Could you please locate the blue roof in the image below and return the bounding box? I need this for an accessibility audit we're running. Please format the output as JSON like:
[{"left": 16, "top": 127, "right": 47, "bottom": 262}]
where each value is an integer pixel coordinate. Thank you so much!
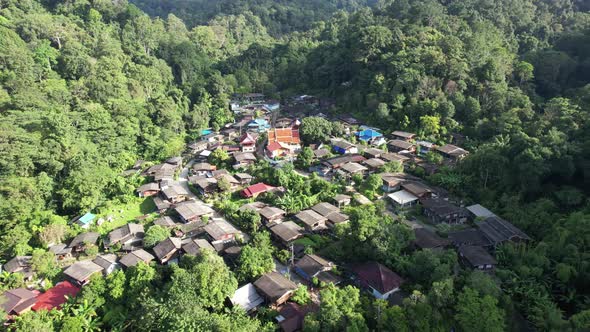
[
  {"left": 78, "top": 212, "right": 96, "bottom": 224},
  {"left": 248, "top": 118, "right": 269, "bottom": 127},
  {"left": 357, "top": 129, "right": 383, "bottom": 141},
  {"left": 200, "top": 129, "right": 213, "bottom": 136}
]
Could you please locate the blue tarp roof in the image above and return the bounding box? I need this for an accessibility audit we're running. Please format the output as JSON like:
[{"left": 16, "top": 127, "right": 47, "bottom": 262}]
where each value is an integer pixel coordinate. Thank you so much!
[
  {"left": 78, "top": 212, "right": 96, "bottom": 224},
  {"left": 357, "top": 129, "right": 383, "bottom": 141},
  {"left": 248, "top": 118, "right": 269, "bottom": 126}
]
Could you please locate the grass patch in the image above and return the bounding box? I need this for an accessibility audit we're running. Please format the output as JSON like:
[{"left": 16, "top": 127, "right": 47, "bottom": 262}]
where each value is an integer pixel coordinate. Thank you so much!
[{"left": 95, "top": 197, "right": 157, "bottom": 235}]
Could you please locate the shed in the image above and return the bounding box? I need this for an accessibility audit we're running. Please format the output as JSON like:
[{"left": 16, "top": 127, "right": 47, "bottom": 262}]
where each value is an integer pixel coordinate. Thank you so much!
[
  {"left": 119, "top": 249, "right": 155, "bottom": 268},
  {"left": 253, "top": 272, "right": 297, "bottom": 306},
  {"left": 387, "top": 190, "right": 418, "bottom": 208},
  {"left": 230, "top": 283, "right": 264, "bottom": 312},
  {"left": 63, "top": 260, "right": 104, "bottom": 285}
]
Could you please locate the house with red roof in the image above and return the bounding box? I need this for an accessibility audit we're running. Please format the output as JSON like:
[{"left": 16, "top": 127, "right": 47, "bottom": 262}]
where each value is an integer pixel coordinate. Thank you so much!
[
  {"left": 352, "top": 262, "right": 404, "bottom": 300},
  {"left": 32, "top": 281, "right": 80, "bottom": 311},
  {"left": 241, "top": 183, "right": 276, "bottom": 198},
  {"left": 239, "top": 132, "right": 257, "bottom": 152},
  {"left": 266, "top": 128, "right": 301, "bottom": 159}
]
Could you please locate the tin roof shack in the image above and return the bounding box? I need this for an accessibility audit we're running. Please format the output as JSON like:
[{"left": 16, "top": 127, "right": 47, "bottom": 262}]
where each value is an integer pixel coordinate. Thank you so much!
[
  {"left": 448, "top": 229, "right": 491, "bottom": 248},
  {"left": 105, "top": 223, "right": 145, "bottom": 251},
  {"left": 68, "top": 232, "right": 100, "bottom": 253},
  {"left": 92, "top": 254, "right": 119, "bottom": 275},
  {"left": 161, "top": 184, "right": 191, "bottom": 204},
  {"left": 458, "top": 246, "right": 497, "bottom": 271},
  {"left": 119, "top": 249, "right": 155, "bottom": 268},
  {"left": 192, "top": 162, "right": 216, "bottom": 177},
  {"left": 295, "top": 210, "right": 328, "bottom": 232},
  {"left": 1, "top": 288, "right": 38, "bottom": 316},
  {"left": 391, "top": 131, "right": 416, "bottom": 141},
  {"left": 269, "top": 221, "right": 304, "bottom": 246},
  {"left": 230, "top": 283, "right": 264, "bottom": 313},
  {"left": 363, "top": 147, "right": 384, "bottom": 159},
  {"left": 339, "top": 162, "right": 368, "bottom": 178},
  {"left": 436, "top": 144, "right": 469, "bottom": 160},
  {"left": 466, "top": 204, "right": 497, "bottom": 220},
  {"left": 388, "top": 140, "right": 415, "bottom": 154},
  {"left": 332, "top": 139, "right": 358, "bottom": 155},
  {"left": 235, "top": 173, "right": 254, "bottom": 185},
  {"left": 3, "top": 256, "right": 34, "bottom": 281},
  {"left": 387, "top": 190, "right": 419, "bottom": 209},
  {"left": 182, "top": 239, "right": 215, "bottom": 256},
  {"left": 175, "top": 201, "right": 214, "bottom": 224},
  {"left": 259, "top": 206, "right": 287, "bottom": 227},
  {"left": 241, "top": 183, "right": 277, "bottom": 198},
  {"left": 380, "top": 152, "right": 410, "bottom": 164},
  {"left": 73, "top": 212, "right": 96, "bottom": 229},
  {"left": 153, "top": 216, "right": 177, "bottom": 228},
  {"left": 63, "top": 260, "right": 104, "bottom": 286},
  {"left": 310, "top": 202, "right": 349, "bottom": 228},
  {"left": 48, "top": 244, "right": 72, "bottom": 260},
  {"left": 420, "top": 197, "right": 469, "bottom": 224},
  {"left": 204, "top": 219, "right": 241, "bottom": 244},
  {"left": 153, "top": 237, "right": 182, "bottom": 264},
  {"left": 476, "top": 216, "right": 530, "bottom": 247},
  {"left": 353, "top": 262, "right": 404, "bottom": 300},
  {"left": 333, "top": 194, "right": 351, "bottom": 208},
  {"left": 380, "top": 173, "right": 404, "bottom": 193},
  {"left": 254, "top": 272, "right": 298, "bottom": 306},
  {"left": 276, "top": 302, "right": 317, "bottom": 332},
  {"left": 153, "top": 196, "right": 172, "bottom": 213},
  {"left": 136, "top": 183, "right": 160, "bottom": 198},
  {"left": 401, "top": 182, "right": 433, "bottom": 199},
  {"left": 294, "top": 254, "right": 339, "bottom": 284}
]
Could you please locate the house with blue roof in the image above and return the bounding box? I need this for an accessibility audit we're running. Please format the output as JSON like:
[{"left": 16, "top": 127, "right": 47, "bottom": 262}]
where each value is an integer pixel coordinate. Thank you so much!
[
  {"left": 74, "top": 212, "right": 96, "bottom": 229},
  {"left": 357, "top": 128, "right": 384, "bottom": 145},
  {"left": 247, "top": 118, "right": 270, "bottom": 132}
]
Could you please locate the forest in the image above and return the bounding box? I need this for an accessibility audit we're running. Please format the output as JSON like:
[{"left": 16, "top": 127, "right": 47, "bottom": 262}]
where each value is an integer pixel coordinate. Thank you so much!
[{"left": 1, "top": 0, "right": 590, "bottom": 330}]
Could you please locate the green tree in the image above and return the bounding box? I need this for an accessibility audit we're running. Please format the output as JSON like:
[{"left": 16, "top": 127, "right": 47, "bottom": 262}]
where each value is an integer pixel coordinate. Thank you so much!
[
  {"left": 455, "top": 288, "right": 505, "bottom": 332},
  {"left": 143, "top": 225, "right": 171, "bottom": 248},
  {"left": 31, "top": 248, "right": 60, "bottom": 279},
  {"left": 300, "top": 117, "right": 333, "bottom": 143},
  {"left": 237, "top": 232, "right": 275, "bottom": 281},
  {"left": 292, "top": 285, "right": 311, "bottom": 305}
]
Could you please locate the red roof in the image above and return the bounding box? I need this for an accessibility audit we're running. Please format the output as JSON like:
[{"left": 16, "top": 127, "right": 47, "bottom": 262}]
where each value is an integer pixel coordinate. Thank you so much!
[
  {"left": 241, "top": 183, "right": 275, "bottom": 198},
  {"left": 352, "top": 262, "right": 403, "bottom": 294},
  {"left": 240, "top": 133, "right": 256, "bottom": 145},
  {"left": 266, "top": 141, "right": 283, "bottom": 152},
  {"left": 268, "top": 128, "right": 301, "bottom": 145},
  {"left": 32, "top": 281, "right": 80, "bottom": 311}
]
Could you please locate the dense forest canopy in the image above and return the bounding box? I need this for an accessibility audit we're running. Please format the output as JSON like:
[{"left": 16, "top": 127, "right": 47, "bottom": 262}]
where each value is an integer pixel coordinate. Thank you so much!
[{"left": 1, "top": 0, "right": 590, "bottom": 330}]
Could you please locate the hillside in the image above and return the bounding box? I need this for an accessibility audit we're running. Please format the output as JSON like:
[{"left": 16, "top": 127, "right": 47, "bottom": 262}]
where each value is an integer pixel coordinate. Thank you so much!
[{"left": 1, "top": 0, "right": 590, "bottom": 331}]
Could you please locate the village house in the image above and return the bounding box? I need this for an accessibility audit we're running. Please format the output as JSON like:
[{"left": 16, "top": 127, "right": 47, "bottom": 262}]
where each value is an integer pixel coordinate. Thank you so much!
[
  {"left": 266, "top": 128, "right": 302, "bottom": 159},
  {"left": 182, "top": 238, "right": 215, "bottom": 256},
  {"left": 387, "top": 190, "right": 419, "bottom": 209},
  {"left": 333, "top": 194, "right": 351, "bottom": 208},
  {"left": 153, "top": 216, "right": 177, "bottom": 228},
  {"left": 276, "top": 302, "right": 317, "bottom": 332},
  {"left": 234, "top": 152, "right": 258, "bottom": 168},
  {"left": 380, "top": 152, "right": 410, "bottom": 164},
  {"left": 239, "top": 132, "right": 257, "bottom": 152},
  {"left": 295, "top": 210, "right": 328, "bottom": 232},
  {"left": 412, "top": 228, "right": 451, "bottom": 250},
  {"left": 119, "top": 249, "right": 155, "bottom": 268},
  {"left": 105, "top": 223, "right": 145, "bottom": 250},
  {"left": 1, "top": 288, "right": 38, "bottom": 317},
  {"left": 269, "top": 221, "right": 304, "bottom": 245},
  {"left": 67, "top": 232, "right": 100, "bottom": 253},
  {"left": 420, "top": 197, "right": 469, "bottom": 224},
  {"left": 448, "top": 228, "right": 491, "bottom": 248},
  {"left": 72, "top": 212, "right": 96, "bottom": 229},
  {"left": 153, "top": 196, "right": 171, "bottom": 213},
  {"left": 436, "top": 144, "right": 469, "bottom": 160},
  {"left": 204, "top": 219, "right": 241, "bottom": 244},
  {"left": 201, "top": 132, "right": 224, "bottom": 144},
  {"left": 221, "top": 127, "right": 239, "bottom": 141},
  {"left": 241, "top": 183, "right": 277, "bottom": 198},
  {"left": 363, "top": 147, "right": 384, "bottom": 159},
  {"left": 63, "top": 260, "right": 104, "bottom": 286},
  {"left": 259, "top": 206, "right": 287, "bottom": 226},
  {"left": 380, "top": 173, "right": 404, "bottom": 193},
  {"left": 248, "top": 118, "right": 271, "bottom": 132},
  {"left": 339, "top": 162, "right": 368, "bottom": 178},
  {"left": 401, "top": 182, "right": 433, "bottom": 199},
  {"left": 275, "top": 117, "right": 296, "bottom": 128},
  {"left": 92, "top": 254, "right": 119, "bottom": 275},
  {"left": 416, "top": 140, "right": 435, "bottom": 155},
  {"left": 32, "top": 281, "right": 79, "bottom": 312},
  {"left": 175, "top": 201, "right": 214, "bottom": 223},
  {"left": 313, "top": 148, "right": 330, "bottom": 159},
  {"left": 320, "top": 154, "right": 366, "bottom": 174},
  {"left": 310, "top": 202, "right": 349, "bottom": 228},
  {"left": 145, "top": 162, "right": 177, "bottom": 182},
  {"left": 192, "top": 177, "right": 218, "bottom": 196},
  {"left": 235, "top": 173, "right": 254, "bottom": 185},
  {"left": 458, "top": 246, "right": 497, "bottom": 271},
  {"left": 331, "top": 139, "right": 358, "bottom": 155},
  {"left": 188, "top": 140, "right": 208, "bottom": 154},
  {"left": 476, "top": 216, "right": 531, "bottom": 247},
  {"left": 391, "top": 131, "right": 416, "bottom": 141},
  {"left": 353, "top": 262, "right": 404, "bottom": 300},
  {"left": 337, "top": 115, "right": 361, "bottom": 133},
  {"left": 136, "top": 182, "right": 160, "bottom": 198},
  {"left": 357, "top": 128, "right": 384, "bottom": 145},
  {"left": 230, "top": 283, "right": 264, "bottom": 313},
  {"left": 388, "top": 139, "right": 416, "bottom": 154},
  {"left": 253, "top": 272, "right": 298, "bottom": 306},
  {"left": 466, "top": 204, "right": 497, "bottom": 220},
  {"left": 161, "top": 184, "right": 191, "bottom": 204},
  {"left": 2, "top": 256, "right": 33, "bottom": 281},
  {"left": 153, "top": 237, "right": 182, "bottom": 264},
  {"left": 48, "top": 244, "right": 72, "bottom": 260},
  {"left": 215, "top": 173, "right": 240, "bottom": 191},
  {"left": 294, "top": 254, "right": 340, "bottom": 285},
  {"left": 176, "top": 222, "right": 205, "bottom": 239},
  {"left": 192, "top": 162, "right": 216, "bottom": 177},
  {"left": 363, "top": 158, "right": 386, "bottom": 173}
]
